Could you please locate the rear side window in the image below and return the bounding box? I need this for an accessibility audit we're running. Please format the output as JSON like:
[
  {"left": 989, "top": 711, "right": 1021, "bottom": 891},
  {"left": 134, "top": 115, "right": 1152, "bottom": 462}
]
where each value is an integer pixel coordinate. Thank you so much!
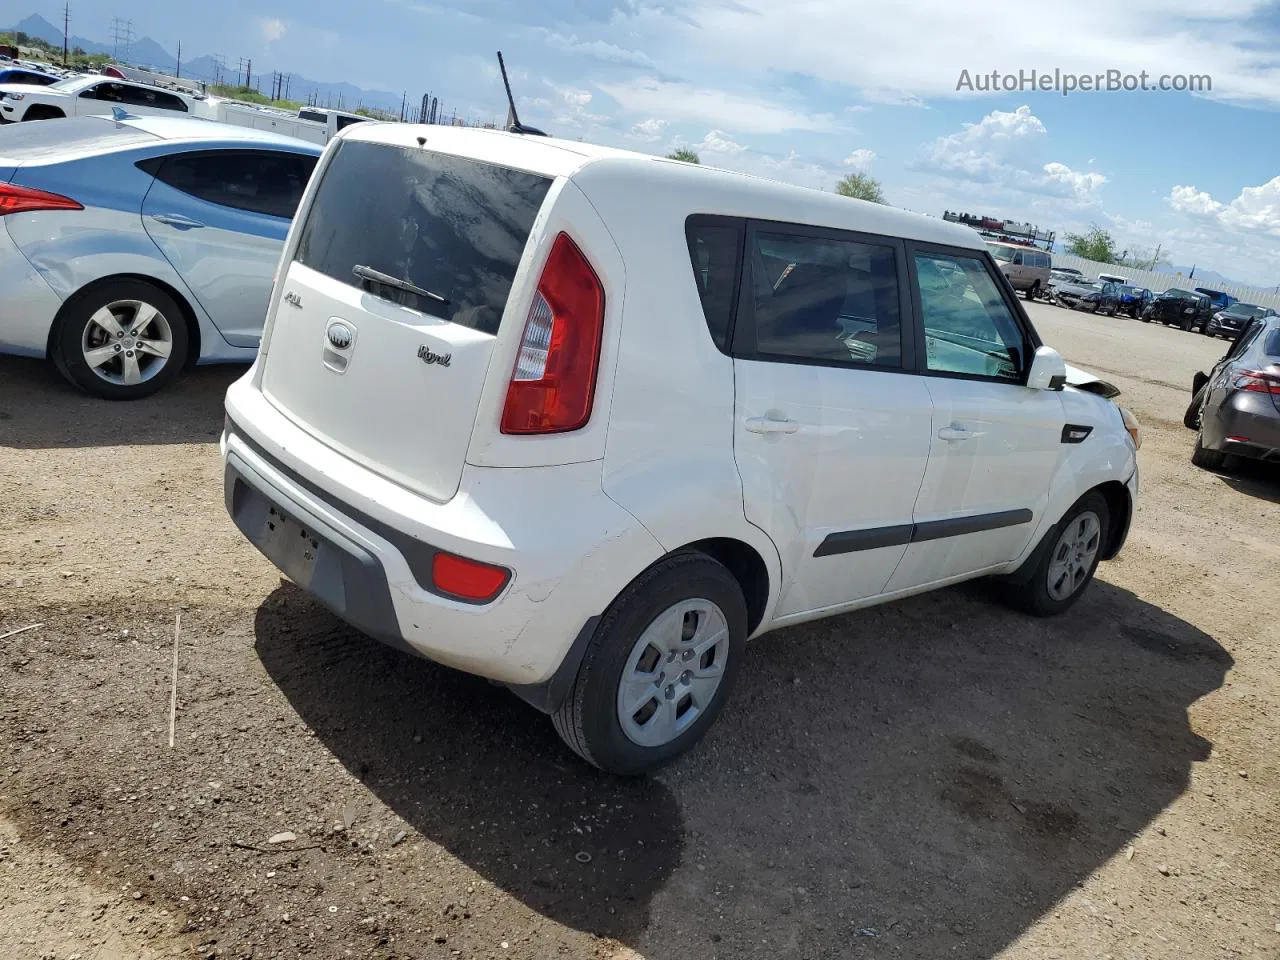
[
  {"left": 1264, "top": 327, "right": 1280, "bottom": 359},
  {"left": 685, "top": 216, "right": 744, "bottom": 352},
  {"left": 144, "top": 150, "right": 318, "bottom": 219},
  {"left": 294, "top": 139, "right": 552, "bottom": 336},
  {"left": 743, "top": 229, "right": 903, "bottom": 369}
]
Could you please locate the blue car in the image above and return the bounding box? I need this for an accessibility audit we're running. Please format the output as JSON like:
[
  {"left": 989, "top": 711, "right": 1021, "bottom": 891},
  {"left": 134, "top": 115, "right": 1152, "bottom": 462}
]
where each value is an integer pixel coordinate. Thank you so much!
[
  {"left": 0, "top": 66, "right": 59, "bottom": 87},
  {"left": 0, "top": 114, "right": 321, "bottom": 399},
  {"left": 1117, "top": 284, "right": 1153, "bottom": 318},
  {"left": 1195, "top": 287, "right": 1237, "bottom": 314}
]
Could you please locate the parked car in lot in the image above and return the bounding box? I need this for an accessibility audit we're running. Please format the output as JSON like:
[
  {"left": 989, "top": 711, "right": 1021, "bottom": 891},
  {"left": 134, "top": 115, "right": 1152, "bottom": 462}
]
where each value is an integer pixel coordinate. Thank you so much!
[
  {"left": 0, "top": 75, "right": 205, "bottom": 123},
  {"left": 1048, "top": 267, "right": 1083, "bottom": 298},
  {"left": 1184, "top": 316, "right": 1280, "bottom": 469},
  {"left": 0, "top": 115, "right": 321, "bottom": 398},
  {"left": 1056, "top": 278, "right": 1122, "bottom": 314},
  {"left": 1204, "top": 302, "right": 1276, "bottom": 339},
  {"left": 223, "top": 125, "right": 1140, "bottom": 775},
  {"left": 985, "top": 241, "right": 1051, "bottom": 299},
  {"left": 1195, "top": 287, "right": 1238, "bottom": 314},
  {"left": 1117, "top": 284, "right": 1153, "bottom": 318},
  {"left": 1097, "top": 272, "right": 1129, "bottom": 287},
  {"left": 0, "top": 67, "right": 60, "bottom": 88},
  {"left": 1142, "top": 288, "right": 1214, "bottom": 331}
]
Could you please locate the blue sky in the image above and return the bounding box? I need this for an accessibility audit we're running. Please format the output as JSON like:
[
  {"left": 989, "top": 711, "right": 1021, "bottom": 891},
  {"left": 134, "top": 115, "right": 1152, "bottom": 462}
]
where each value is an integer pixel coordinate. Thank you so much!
[{"left": 20, "top": 0, "right": 1280, "bottom": 285}]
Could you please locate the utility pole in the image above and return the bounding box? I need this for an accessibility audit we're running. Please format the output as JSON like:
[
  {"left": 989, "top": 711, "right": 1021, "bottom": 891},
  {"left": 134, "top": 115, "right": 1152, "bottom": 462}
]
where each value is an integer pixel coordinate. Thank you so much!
[
  {"left": 62, "top": 2, "right": 69, "bottom": 67},
  {"left": 1150, "top": 243, "right": 1162, "bottom": 271},
  {"left": 176, "top": 40, "right": 181, "bottom": 78},
  {"left": 400, "top": 91, "right": 407, "bottom": 123},
  {"left": 246, "top": 58, "right": 252, "bottom": 89},
  {"left": 283, "top": 75, "right": 291, "bottom": 101},
  {"left": 110, "top": 18, "right": 134, "bottom": 62}
]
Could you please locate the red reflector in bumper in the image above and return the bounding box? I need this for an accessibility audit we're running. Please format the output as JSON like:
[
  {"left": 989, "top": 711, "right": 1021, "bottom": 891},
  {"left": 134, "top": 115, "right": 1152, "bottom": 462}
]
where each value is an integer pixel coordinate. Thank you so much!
[
  {"left": 431, "top": 552, "right": 510, "bottom": 603},
  {"left": 1226, "top": 436, "right": 1251, "bottom": 444}
]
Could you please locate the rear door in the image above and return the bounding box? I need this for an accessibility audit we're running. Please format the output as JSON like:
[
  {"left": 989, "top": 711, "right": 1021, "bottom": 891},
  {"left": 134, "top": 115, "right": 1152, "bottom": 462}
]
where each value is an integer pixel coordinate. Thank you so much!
[
  {"left": 140, "top": 148, "right": 317, "bottom": 346},
  {"left": 729, "top": 220, "right": 933, "bottom": 618},
  {"left": 884, "top": 244, "right": 1065, "bottom": 592},
  {"left": 259, "top": 139, "right": 554, "bottom": 503}
]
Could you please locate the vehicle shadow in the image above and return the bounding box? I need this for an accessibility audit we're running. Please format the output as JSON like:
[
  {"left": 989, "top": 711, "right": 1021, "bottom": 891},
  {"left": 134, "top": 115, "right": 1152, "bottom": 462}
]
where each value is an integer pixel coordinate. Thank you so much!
[
  {"left": 255, "top": 577, "right": 1229, "bottom": 959},
  {"left": 0, "top": 356, "right": 241, "bottom": 449},
  {"left": 1217, "top": 459, "right": 1280, "bottom": 504}
]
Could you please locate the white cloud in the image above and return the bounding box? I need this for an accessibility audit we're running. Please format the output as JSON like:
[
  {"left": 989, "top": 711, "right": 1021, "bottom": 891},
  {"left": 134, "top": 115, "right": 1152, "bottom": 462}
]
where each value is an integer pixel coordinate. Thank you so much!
[
  {"left": 1170, "top": 178, "right": 1280, "bottom": 235},
  {"left": 539, "top": 83, "right": 608, "bottom": 128},
  {"left": 843, "top": 149, "right": 876, "bottom": 170},
  {"left": 538, "top": 31, "right": 656, "bottom": 68},
  {"left": 1043, "top": 161, "right": 1107, "bottom": 198},
  {"left": 624, "top": 0, "right": 1280, "bottom": 107},
  {"left": 258, "top": 17, "right": 287, "bottom": 43},
  {"left": 698, "top": 129, "right": 748, "bottom": 154},
  {"left": 597, "top": 77, "right": 830, "bottom": 134},
  {"left": 629, "top": 117, "right": 668, "bottom": 142}
]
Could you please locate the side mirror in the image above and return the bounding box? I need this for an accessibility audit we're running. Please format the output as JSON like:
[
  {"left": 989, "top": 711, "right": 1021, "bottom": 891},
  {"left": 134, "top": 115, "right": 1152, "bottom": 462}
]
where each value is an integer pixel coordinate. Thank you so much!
[{"left": 1027, "top": 345, "right": 1068, "bottom": 391}]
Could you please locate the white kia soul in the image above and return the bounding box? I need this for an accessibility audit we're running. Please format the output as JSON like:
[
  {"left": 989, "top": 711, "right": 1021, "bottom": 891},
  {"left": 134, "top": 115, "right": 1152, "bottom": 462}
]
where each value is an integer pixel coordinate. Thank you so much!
[{"left": 223, "top": 124, "right": 1140, "bottom": 775}]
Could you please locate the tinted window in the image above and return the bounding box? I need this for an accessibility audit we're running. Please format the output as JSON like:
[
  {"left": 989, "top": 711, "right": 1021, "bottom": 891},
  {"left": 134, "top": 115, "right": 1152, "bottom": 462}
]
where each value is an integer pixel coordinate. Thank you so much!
[
  {"left": 294, "top": 139, "right": 552, "bottom": 336},
  {"left": 685, "top": 216, "right": 743, "bottom": 352},
  {"left": 120, "top": 84, "right": 187, "bottom": 113},
  {"left": 1264, "top": 327, "right": 1280, "bottom": 359},
  {"left": 150, "top": 150, "right": 317, "bottom": 219},
  {"left": 81, "top": 82, "right": 127, "bottom": 103},
  {"left": 744, "top": 229, "right": 903, "bottom": 368},
  {"left": 914, "top": 252, "right": 1028, "bottom": 381},
  {"left": 335, "top": 114, "right": 365, "bottom": 130}
]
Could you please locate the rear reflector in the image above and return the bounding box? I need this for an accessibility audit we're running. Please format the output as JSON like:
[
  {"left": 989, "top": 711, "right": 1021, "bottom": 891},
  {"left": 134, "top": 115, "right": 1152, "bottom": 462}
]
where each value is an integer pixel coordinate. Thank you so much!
[
  {"left": 0, "top": 183, "right": 83, "bottom": 216},
  {"left": 431, "top": 551, "right": 510, "bottom": 603},
  {"left": 501, "top": 232, "right": 605, "bottom": 435}
]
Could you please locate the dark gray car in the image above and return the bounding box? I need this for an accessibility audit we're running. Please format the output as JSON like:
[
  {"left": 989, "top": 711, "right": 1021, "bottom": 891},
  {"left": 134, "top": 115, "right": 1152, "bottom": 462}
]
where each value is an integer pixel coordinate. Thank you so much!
[{"left": 1184, "top": 316, "right": 1280, "bottom": 469}]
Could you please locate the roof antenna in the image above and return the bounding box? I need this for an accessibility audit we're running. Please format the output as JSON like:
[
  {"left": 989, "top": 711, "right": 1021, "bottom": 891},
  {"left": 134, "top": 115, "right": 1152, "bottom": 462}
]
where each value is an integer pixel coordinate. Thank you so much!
[{"left": 498, "top": 51, "right": 548, "bottom": 136}]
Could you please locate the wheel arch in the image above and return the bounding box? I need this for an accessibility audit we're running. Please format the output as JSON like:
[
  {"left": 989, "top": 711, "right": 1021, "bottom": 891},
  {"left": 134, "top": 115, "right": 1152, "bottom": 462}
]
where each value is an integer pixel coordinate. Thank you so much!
[
  {"left": 678, "top": 537, "right": 771, "bottom": 636},
  {"left": 48, "top": 273, "right": 202, "bottom": 369},
  {"left": 22, "top": 104, "right": 66, "bottom": 120},
  {"left": 1093, "top": 480, "right": 1132, "bottom": 561}
]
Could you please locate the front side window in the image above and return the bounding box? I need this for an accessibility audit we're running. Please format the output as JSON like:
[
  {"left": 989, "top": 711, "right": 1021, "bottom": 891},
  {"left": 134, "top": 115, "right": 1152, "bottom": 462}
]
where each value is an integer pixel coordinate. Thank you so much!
[
  {"left": 744, "top": 230, "right": 903, "bottom": 368},
  {"left": 121, "top": 85, "right": 187, "bottom": 112},
  {"left": 150, "top": 150, "right": 317, "bottom": 219},
  {"left": 914, "top": 252, "right": 1029, "bottom": 381},
  {"left": 685, "top": 216, "right": 744, "bottom": 352},
  {"left": 81, "top": 82, "right": 124, "bottom": 102}
]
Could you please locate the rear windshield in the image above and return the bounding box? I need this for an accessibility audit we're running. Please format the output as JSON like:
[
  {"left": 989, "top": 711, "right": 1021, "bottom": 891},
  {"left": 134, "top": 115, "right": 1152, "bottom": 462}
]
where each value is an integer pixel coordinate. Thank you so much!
[
  {"left": 293, "top": 139, "right": 553, "bottom": 336},
  {"left": 1265, "top": 327, "right": 1280, "bottom": 358},
  {"left": 0, "top": 115, "right": 157, "bottom": 164}
]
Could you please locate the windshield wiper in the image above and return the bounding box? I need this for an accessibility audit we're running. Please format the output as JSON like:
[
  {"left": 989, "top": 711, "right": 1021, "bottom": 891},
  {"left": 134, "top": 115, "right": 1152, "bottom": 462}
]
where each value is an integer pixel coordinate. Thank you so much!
[{"left": 352, "top": 264, "right": 450, "bottom": 306}]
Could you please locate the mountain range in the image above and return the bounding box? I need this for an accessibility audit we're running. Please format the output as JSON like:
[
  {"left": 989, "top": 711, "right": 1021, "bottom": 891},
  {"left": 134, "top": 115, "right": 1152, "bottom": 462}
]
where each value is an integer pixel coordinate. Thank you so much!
[{"left": 4, "top": 13, "right": 404, "bottom": 112}]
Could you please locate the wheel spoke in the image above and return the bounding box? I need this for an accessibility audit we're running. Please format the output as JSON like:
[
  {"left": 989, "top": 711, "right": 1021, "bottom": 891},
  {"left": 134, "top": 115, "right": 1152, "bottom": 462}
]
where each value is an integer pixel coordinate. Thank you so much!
[
  {"left": 83, "top": 344, "right": 118, "bottom": 369},
  {"left": 620, "top": 677, "right": 661, "bottom": 719},
  {"left": 653, "top": 700, "right": 680, "bottom": 742},
  {"left": 120, "top": 351, "right": 143, "bottom": 386},
  {"left": 130, "top": 303, "right": 159, "bottom": 336},
  {"left": 89, "top": 307, "right": 124, "bottom": 338},
  {"left": 687, "top": 672, "right": 720, "bottom": 706},
  {"left": 135, "top": 337, "right": 171, "bottom": 360}
]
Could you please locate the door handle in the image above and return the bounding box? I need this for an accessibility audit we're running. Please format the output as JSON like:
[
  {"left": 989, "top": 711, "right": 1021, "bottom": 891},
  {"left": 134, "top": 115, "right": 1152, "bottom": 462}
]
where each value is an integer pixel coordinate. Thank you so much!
[
  {"left": 938, "top": 424, "right": 983, "bottom": 442},
  {"left": 745, "top": 416, "right": 800, "bottom": 435},
  {"left": 149, "top": 213, "right": 205, "bottom": 229}
]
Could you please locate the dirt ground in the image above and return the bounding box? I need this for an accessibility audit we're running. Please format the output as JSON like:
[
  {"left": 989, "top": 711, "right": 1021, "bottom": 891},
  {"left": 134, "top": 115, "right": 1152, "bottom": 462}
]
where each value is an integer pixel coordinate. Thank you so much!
[{"left": 1, "top": 302, "right": 1278, "bottom": 960}]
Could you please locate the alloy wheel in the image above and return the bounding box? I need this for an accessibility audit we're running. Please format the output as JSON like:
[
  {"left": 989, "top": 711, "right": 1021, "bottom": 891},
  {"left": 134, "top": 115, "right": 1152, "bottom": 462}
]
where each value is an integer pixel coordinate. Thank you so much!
[{"left": 81, "top": 300, "right": 174, "bottom": 387}]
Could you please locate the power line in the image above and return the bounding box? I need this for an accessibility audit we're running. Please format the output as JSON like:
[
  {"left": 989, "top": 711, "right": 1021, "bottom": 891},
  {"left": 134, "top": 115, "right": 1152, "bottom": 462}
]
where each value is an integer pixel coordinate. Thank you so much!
[{"left": 109, "top": 17, "right": 134, "bottom": 62}]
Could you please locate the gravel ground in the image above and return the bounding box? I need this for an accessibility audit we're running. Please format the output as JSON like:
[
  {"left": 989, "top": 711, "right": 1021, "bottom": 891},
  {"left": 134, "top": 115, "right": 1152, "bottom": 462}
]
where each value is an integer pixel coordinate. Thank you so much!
[{"left": 1, "top": 301, "right": 1277, "bottom": 960}]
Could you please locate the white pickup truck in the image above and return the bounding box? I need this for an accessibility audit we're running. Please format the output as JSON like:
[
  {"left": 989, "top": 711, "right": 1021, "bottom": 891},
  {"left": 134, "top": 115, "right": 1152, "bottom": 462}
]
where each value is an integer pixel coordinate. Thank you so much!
[{"left": 0, "top": 74, "right": 367, "bottom": 143}]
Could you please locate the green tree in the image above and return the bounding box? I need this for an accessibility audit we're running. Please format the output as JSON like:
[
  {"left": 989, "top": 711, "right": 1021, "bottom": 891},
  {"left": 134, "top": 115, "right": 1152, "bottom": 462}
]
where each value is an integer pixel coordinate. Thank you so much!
[
  {"left": 666, "top": 147, "right": 700, "bottom": 164},
  {"left": 1119, "top": 244, "right": 1170, "bottom": 271},
  {"left": 835, "top": 172, "right": 887, "bottom": 204},
  {"left": 1064, "top": 224, "right": 1119, "bottom": 263}
]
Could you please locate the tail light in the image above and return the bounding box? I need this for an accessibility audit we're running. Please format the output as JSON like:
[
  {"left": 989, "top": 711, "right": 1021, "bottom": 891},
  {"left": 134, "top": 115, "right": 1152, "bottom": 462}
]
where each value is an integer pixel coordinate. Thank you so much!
[
  {"left": 431, "top": 551, "right": 510, "bottom": 604},
  {"left": 0, "top": 183, "right": 83, "bottom": 216},
  {"left": 501, "top": 232, "right": 605, "bottom": 435},
  {"left": 1232, "top": 370, "right": 1280, "bottom": 395}
]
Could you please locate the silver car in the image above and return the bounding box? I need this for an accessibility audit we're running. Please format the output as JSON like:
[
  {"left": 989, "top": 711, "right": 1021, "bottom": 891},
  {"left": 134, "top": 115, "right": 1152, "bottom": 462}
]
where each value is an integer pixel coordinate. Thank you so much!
[{"left": 0, "top": 114, "right": 321, "bottom": 399}]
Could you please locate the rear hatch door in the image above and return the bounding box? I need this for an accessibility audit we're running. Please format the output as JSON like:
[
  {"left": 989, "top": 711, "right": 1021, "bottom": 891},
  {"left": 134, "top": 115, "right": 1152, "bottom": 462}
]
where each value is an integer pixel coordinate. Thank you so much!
[{"left": 259, "top": 138, "right": 555, "bottom": 503}]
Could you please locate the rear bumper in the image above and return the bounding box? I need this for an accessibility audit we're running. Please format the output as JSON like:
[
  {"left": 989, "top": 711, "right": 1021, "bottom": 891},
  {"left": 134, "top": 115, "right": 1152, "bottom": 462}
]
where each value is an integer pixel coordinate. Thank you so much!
[
  {"left": 222, "top": 376, "right": 663, "bottom": 687},
  {"left": 1203, "top": 395, "right": 1280, "bottom": 459},
  {"left": 0, "top": 222, "right": 62, "bottom": 357}
]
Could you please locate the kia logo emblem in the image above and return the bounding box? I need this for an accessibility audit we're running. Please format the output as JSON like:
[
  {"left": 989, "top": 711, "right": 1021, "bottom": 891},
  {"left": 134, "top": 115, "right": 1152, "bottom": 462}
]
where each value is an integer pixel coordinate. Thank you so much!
[{"left": 326, "top": 321, "right": 354, "bottom": 350}]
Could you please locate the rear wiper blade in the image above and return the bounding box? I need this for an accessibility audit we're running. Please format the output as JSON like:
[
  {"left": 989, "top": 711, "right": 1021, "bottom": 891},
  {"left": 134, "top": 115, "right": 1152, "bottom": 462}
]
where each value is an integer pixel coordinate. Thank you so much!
[{"left": 353, "top": 264, "right": 450, "bottom": 306}]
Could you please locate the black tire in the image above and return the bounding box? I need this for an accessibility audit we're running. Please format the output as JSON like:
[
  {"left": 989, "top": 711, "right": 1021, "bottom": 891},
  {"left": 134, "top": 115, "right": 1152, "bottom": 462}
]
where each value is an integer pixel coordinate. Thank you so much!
[
  {"left": 22, "top": 106, "right": 65, "bottom": 121},
  {"left": 1090, "top": 301, "right": 1100, "bottom": 314},
  {"left": 1002, "top": 492, "right": 1111, "bottom": 618},
  {"left": 551, "top": 552, "right": 748, "bottom": 776},
  {"left": 1192, "top": 434, "right": 1226, "bottom": 471},
  {"left": 1024, "top": 283, "right": 1039, "bottom": 301},
  {"left": 1183, "top": 387, "right": 1207, "bottom": 430},
  {"left": 1106, "top": 302, "right": 1117, "bottom": 317},
  {"left": 50, "top": 279, "right": 190, "bottom": 400}
]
